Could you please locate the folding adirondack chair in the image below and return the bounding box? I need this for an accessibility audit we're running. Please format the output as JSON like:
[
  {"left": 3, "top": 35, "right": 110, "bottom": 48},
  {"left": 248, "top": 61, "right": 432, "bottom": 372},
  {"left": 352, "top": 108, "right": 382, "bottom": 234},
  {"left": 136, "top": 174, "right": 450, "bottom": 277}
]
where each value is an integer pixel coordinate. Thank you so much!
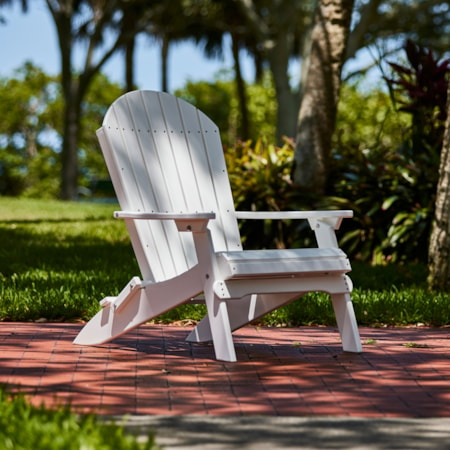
[{"left": 73, "top": 90, "right": 362, "bottom": 362}]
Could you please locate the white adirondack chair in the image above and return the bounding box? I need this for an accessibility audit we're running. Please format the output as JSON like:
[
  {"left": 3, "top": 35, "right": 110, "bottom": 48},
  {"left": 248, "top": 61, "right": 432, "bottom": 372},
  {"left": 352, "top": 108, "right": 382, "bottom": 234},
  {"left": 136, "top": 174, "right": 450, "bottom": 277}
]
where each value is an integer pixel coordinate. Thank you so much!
[{"left": 73, "top": 90, "right": 362, "bottom": 362}]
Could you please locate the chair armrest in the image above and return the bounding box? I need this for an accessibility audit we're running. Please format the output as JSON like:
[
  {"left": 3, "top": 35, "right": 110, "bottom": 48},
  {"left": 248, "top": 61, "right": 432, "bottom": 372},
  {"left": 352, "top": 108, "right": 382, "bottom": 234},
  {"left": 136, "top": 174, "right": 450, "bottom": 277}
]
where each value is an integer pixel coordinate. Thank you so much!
[
  {"left": 235, "top": 210, "right": 353, "bottom": 229},
  {"left": 114, "top": 211, "right": 215, "bottom": 232}
]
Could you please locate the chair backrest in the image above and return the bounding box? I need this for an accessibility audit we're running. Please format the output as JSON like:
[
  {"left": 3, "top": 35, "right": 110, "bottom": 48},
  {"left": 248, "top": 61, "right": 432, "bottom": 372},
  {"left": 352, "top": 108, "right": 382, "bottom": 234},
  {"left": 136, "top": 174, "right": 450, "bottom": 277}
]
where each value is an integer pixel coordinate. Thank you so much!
[{"left": 97, "top": 90, "right": 243, "bottom": 282}]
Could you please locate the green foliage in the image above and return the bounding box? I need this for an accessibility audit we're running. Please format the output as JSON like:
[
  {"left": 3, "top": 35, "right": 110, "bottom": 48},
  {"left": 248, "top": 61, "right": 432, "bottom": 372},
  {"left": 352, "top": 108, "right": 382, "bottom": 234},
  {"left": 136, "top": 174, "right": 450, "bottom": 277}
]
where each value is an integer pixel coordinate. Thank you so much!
[
  {"left": 240, "top": 71, "right": 277, "bottom": 143},
  {"left": 225, "top": 137, "right": 311, "bottom": 249},
  {"left": 325, "top": 43, "right": 449, "bottom": 264},
  {"left": 325, "top": 142, "right": 435, "bottom": 264},
  {"left": 175, "top": 71, "right": 277, "bottom": 145},
  {"left": 333, "top": 82, "right": 410, "bottom": 156},
  {"left": 0, "top": 63, "right": 123, "bottom": 199},
  {"left": 226, "top": 138, "right": 294, "bottom": 211},
  {"left": 79, "top": 73, "right": 124, "bottom": 192},
  {"left": 179, "top": 73, "right": 444, "bottom": 263},
  {"left": 378, "top": 41, "right": 449, "bottom": 264},
  {"left": 385, "top": 39, "right": 449, "bottom": 157},
  {"left": 0, "top": 388, "right": 156, "bottom": 450},
  {"left": 175, "top": 76, "right": 235, "bottom": 146},
  {"left": 328, "top": 83, "right": 412, "bottom": 262},
  {"left": 0, "top": 63, "right": 60, "bottom": 197},
  {"left": 352, "top": 287, "right": 450, "bottom": 327}
]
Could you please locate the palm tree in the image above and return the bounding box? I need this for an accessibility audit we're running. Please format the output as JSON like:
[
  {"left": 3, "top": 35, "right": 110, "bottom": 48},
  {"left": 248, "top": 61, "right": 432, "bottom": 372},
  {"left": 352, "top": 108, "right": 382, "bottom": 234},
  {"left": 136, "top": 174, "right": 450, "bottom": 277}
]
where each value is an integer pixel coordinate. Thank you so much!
[
  {"left": 137, "top": 0, "right": 252, "bottom": 139},
  {"left": 0, "top": 0, "right": 28, "bottom": 20},
  {"left": 232, "top": 0, "right": 313, "bottom": 143},
  {"left": 45, "top": 0, "right": 147, "bottom": 199}
]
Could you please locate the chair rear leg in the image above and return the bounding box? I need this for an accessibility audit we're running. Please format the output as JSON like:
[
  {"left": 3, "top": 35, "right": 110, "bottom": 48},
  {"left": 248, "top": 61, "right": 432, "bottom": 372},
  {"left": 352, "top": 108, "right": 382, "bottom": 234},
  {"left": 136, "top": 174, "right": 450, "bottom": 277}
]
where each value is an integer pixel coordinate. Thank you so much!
[
  {"left": 186, "top": 293, "right": 297, "bottom": 343},
  {"left": 73, "top": 283, "right": 143, "bottom": 345},
  {"left": 330, "top": 292, "right": 362, "bottom": 353},
  {"left": 186, "top": 315, "right": 211, "bottom": 342}
]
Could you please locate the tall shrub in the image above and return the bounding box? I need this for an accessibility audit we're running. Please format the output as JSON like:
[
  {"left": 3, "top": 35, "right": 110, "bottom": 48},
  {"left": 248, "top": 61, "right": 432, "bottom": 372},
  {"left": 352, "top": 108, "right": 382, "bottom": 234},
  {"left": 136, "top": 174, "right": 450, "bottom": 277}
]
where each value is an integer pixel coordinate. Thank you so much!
[
  {"left": 225, "top": 138, "right": 315, "bottom": 249},
  {"left": 382, "top": 40, "right": 450, "bottom": 262},
  {"left": 324, "top": 42, "right": 449, "bottom": 264}
]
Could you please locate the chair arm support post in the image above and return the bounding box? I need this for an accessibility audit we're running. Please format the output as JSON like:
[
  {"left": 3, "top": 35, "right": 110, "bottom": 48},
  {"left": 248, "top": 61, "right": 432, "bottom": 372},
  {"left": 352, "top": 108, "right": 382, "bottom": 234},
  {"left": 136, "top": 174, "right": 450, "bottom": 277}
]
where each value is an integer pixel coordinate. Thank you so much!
[
  {"left": 190, "top": 229, "right": 222, "bottom": 281},
  {"left": 308, "top": 218, "right": 339, "bottom": 248}
]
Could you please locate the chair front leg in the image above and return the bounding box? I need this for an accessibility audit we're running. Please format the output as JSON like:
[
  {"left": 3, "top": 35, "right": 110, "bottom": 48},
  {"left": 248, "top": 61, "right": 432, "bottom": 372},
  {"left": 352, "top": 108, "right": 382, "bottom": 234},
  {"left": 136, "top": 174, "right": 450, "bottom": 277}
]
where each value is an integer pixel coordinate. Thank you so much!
[
  {"left": 191, "top": 230, "right": 237, "bottom": 362},
  {"left": 203, "top": 289, "right": 237, "bottom": 362},
  {"left": 330, "top": 291, "right": 362, "bottom": 353}
]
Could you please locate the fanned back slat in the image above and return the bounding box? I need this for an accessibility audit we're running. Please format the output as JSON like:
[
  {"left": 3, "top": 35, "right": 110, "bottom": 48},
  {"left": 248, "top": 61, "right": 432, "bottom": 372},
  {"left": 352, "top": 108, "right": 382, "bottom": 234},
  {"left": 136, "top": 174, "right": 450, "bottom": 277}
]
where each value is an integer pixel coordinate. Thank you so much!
[{"left": 98, "top": 91, "right": 242, "bottom": 282}]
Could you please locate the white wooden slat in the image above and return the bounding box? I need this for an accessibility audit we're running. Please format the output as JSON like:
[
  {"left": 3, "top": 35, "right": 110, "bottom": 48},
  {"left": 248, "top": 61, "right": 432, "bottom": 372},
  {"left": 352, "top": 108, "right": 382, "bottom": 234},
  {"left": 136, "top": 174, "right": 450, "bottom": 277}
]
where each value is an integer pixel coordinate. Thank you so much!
[
  {"left": 101, "top": 92, "right": 194, "bottom": 281},
  {"left": 143, "top": 92, "right": 189, "bottom": 211},
  {"left": 126, "top": 94, "right": 195, "bottom": 276},
  {"left": 115, "top": 211, "right": 215, "bottom": 220},
  {"left": 151, "top": 91, "right": 240, "bottom": 258},
  {"left": 148, "top": 92, "right": 203, "bottom": 270},
  {"left": 174, "top": 102, "right": 223, "bottom": 247},
  {"left": 118, "top": 93, "right": 172, "bottom": 213},
  {"left": 174, "top": 98, "right": 212, "bottom": 214},
  {"left": 125, "top": 93, "right": 196, "bottom": 276},
  {"left": 97, "top": 128, "right": 154, "bottom": 281},
  {"left": 217, "top": 248, "right": 350, "bottom": 279},
  {"left": 107, "top": 103, "right": 178, "bottom": 281},
  {"left": 235, "top": 211, "right": 353, "bottom": 220},
  {"left": 102, "top": 127, "right": 142, "bottom": 209},
  {"left": 197, "top": 111, "right": 242, "bottom": 252},
  {"left": 157, "top": 94, "right": 205, "bottom": 211},
  {"left": 102, "top": 125, "right": 176, "bottom": 281},
  {"left": 123, "top": 92, "right": 200, "bottom": 275},
  {"left": 176, "top": 98, "right": 241, "bottom": 252},
  {"left": 129, "top": 94, "right": 178, "bottom": 213},
  {"left": 99, "top": 90, "right": 243, "bottom": 280}
]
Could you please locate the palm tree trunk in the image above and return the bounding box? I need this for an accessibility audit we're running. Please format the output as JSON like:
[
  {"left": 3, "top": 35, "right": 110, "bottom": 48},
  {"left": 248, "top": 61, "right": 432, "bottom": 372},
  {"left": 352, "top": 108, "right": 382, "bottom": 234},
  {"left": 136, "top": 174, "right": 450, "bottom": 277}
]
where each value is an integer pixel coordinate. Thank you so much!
[
  {"left": 125, "top": 37, "right": 136, "bottom": 92},
  {"left": 161, "top": 36, "right": 169, "bottom": 92},
  {"left": 231, "top": 34, "right": 250, "bottom": 140},
  {"left": 60, "top": 87, "right": 80, "bottom": 200},
  {"left": 428, "top": 78, "right": 450, "bottom": 290},
  {"left": 293, "top": 0, "right": 355, "bottom": 193},
  {"left": 267, "top": 32, "right": 297, "bottom": 144}
]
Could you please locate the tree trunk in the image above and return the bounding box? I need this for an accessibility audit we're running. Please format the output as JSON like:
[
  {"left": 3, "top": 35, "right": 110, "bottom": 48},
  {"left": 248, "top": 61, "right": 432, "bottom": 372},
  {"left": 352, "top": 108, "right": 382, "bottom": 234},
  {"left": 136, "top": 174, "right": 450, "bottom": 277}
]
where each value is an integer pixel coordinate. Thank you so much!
[
  {"left": 60, "top": 79, "right": 81, "bottom": 200},
  {"left": 428, "top": 78, "right": 450, "bottom": 291},
  {"left": 53, "top": 2, "right": 78, "bottom": 200},
  {"left": 125, "top": 37, "right": 136, "bottom": 92},
  {"left": 161, "top": 36, "right": 169, "bottom": 92},
  {"left": 267, "top": 32, "right": 298, "bottom": 144},
  {"left": 345, "top": 0, "right": 383, "bottom": 60},
  {"left": 293, "top": 0, "right": 355, "bottom": 192},
  {"left": 231, "top": 33, "right": 249, "bottom": 140}
]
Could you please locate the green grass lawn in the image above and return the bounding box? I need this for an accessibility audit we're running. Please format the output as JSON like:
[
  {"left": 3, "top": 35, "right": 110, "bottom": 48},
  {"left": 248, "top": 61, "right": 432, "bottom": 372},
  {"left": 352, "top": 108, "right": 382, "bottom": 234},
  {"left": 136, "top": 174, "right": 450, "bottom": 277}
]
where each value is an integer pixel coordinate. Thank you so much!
[
  {"left": 0, "top": 389, "right": 156, "bottom": 450},
  {"left": 0, "top": 197, "right": 449, "bottom": 327}
]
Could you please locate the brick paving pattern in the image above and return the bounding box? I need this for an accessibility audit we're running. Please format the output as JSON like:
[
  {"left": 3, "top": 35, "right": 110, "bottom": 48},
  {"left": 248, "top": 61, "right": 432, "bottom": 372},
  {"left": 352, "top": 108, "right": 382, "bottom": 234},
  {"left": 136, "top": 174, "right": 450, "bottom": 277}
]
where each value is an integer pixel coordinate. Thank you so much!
[{"left": 1, "top": 323, "right": 449, "bottom": 417}]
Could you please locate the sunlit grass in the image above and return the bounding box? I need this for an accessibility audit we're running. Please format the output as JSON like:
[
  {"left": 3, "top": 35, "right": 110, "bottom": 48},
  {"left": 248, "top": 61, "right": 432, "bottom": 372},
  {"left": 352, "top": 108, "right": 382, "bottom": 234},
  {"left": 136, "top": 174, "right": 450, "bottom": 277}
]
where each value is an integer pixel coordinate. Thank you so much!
[
  {"left": 1, "top": 197, "right": 449, "bottom": 327},
  {"left": 0, "top": 388, "right": 156, "bottom": 450},
  {"left": 0, "top": 197, "right": 137, "bottom": 321}
]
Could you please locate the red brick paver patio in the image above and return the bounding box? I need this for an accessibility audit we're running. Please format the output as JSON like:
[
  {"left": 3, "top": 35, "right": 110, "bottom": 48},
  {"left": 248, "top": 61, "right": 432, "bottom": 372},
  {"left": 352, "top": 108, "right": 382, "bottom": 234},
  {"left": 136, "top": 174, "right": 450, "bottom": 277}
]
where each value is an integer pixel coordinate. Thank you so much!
[{"left": 1, "top": 323, "right": 449, "bottom": 417}]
